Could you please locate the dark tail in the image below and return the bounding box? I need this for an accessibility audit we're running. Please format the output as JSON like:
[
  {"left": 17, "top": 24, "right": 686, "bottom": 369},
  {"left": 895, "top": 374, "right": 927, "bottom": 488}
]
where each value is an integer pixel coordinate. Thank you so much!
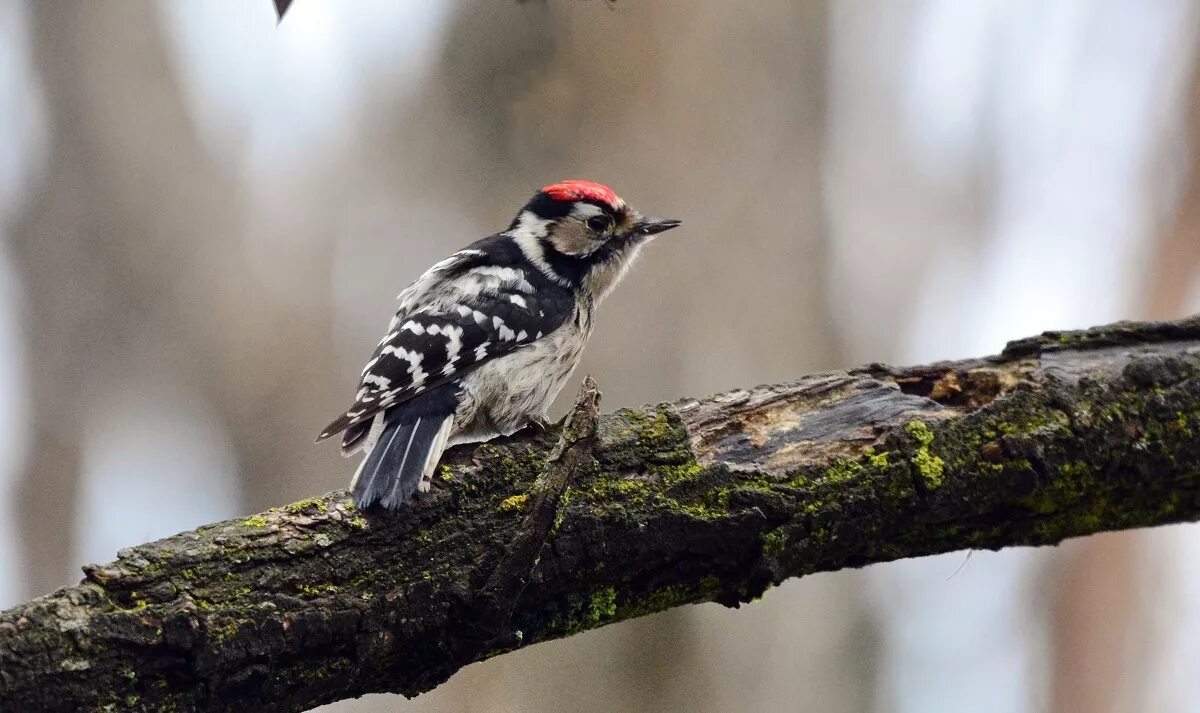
[{"left": 352, "top": 410, "right": 453, "bottom": 510}]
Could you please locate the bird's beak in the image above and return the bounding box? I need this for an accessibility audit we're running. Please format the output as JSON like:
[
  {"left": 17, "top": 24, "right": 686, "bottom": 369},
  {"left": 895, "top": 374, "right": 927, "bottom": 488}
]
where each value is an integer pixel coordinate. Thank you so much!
[{"left": 633, "top": 218, "right": 682, "bottom": 237}]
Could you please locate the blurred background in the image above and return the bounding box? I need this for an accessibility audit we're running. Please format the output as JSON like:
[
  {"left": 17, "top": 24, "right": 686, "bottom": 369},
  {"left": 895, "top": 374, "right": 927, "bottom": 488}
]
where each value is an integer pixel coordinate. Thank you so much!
[{"left": 1, "top": 1, "right": 1199, "bottom": 711}]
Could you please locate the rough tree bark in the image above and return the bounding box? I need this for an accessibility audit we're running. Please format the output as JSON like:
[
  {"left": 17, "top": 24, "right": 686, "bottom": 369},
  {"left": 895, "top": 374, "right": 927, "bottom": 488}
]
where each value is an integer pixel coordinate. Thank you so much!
[{"left": 4, "top": 317, "right": 1200, "bottom": 712}]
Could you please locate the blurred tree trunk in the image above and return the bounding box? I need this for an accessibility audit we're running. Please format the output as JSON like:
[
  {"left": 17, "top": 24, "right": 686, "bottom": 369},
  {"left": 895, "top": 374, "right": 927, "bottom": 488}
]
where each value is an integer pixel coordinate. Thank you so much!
[
  {"left": 12, "top": 0, "right": 207, "bottom": 598},
  {"left": 11, "top": 0, "right": 345, "bottom": 600},
  {"left": 1144, "top": 61, "right": 1200, "bottom": 322},
  {"left": 1049, "top": 26, "right": 1200, "bottom": 713}
]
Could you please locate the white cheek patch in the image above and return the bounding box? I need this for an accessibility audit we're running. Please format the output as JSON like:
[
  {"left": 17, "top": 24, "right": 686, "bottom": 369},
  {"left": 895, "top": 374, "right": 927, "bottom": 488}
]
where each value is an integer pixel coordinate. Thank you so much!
[
  {"left": 510, "top": 210, "right": 551, "bottom": 240},
  {"left": 511, "top": 217, "right": 570, "bottom": 287}
]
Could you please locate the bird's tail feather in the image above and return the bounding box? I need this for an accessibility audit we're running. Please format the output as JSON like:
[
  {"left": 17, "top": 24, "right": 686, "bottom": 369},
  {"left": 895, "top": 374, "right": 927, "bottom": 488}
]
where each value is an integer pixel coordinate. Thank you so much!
[{"left": 352, "top": 413, "right": 453, "bottom": 510}]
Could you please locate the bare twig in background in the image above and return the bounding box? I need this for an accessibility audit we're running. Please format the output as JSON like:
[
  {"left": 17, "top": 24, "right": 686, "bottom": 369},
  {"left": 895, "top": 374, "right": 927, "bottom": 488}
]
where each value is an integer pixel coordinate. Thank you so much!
[{"left": 4, "top": 317, "right": 1200, "bottom": 712}]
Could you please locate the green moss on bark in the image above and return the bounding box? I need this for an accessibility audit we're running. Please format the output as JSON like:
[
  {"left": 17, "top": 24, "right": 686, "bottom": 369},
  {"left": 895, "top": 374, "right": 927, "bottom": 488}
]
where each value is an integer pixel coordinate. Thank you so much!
[{"left": 6, "top": 318, "right": 1200, "bottom": 712}]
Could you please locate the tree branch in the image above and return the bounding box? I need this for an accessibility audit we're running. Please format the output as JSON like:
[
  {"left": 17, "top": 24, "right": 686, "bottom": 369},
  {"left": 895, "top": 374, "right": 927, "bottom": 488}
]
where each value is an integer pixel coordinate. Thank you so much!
[{"left": 5, "top": 317, "right": 1200, "bottom": 712}]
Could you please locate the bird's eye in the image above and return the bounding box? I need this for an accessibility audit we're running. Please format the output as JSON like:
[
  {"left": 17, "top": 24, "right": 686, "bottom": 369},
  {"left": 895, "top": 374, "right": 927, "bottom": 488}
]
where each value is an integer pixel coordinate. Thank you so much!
[{"left": 587, "top": 215, "right": 613, "bottom": 233}]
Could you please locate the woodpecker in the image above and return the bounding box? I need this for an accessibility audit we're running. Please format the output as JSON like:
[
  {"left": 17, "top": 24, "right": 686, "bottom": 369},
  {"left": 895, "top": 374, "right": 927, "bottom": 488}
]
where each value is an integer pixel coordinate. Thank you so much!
[{"left": 318, "top": 180, "right": 680, "bottom": 510}]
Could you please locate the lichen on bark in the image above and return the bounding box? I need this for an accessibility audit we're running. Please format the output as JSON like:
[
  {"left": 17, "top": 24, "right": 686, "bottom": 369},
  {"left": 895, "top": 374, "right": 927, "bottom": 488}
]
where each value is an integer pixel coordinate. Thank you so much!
[{"left": 3, "top": 317, "right": 1200, "bottom": 712}]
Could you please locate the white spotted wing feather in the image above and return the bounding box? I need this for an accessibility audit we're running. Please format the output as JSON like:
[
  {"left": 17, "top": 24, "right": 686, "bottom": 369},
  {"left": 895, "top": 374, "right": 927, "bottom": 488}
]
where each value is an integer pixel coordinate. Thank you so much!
[{"left": 318, "top": 241, "right": 574, "bottom": 445}]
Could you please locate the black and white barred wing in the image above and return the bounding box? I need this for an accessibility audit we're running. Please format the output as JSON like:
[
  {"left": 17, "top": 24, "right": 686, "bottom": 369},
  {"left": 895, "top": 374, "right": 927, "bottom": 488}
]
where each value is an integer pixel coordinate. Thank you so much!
[{"left": 317, "top": 249, "right": 572, "bottom": 446}]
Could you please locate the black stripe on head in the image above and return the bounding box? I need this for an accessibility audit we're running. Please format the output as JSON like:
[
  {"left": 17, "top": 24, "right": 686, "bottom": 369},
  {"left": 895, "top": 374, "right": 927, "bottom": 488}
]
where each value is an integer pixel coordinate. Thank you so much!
[
  {"left": 519, "top": 191, "right": 621, "bottom": 224},
  {"left": 521, "top": 192, "right": 573, "bottom": 222}
]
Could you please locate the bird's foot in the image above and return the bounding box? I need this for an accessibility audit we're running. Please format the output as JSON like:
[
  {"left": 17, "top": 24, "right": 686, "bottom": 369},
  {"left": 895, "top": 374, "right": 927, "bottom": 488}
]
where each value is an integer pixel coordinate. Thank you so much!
[{"left": 512, "top": 415, "right": 556, "bottom": 438}]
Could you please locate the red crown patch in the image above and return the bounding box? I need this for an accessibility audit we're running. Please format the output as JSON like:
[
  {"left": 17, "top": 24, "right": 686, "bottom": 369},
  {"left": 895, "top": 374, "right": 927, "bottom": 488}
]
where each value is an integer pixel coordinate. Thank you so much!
[{"left": 540, "top": 179, "right": 620, "bottom": 208}]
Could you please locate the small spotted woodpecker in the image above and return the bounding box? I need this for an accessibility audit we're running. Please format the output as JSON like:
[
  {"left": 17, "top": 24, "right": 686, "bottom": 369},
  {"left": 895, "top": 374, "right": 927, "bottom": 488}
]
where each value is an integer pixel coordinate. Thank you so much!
[{"left": 318, "top": 180, "right": 680, "bottom": 510}]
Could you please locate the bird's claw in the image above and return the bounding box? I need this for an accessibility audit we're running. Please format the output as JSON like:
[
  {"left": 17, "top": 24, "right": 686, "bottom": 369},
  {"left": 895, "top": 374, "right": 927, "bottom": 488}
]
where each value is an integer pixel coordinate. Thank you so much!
[{"left": 512, "top": 416, "right": 555, "bottom": 438}]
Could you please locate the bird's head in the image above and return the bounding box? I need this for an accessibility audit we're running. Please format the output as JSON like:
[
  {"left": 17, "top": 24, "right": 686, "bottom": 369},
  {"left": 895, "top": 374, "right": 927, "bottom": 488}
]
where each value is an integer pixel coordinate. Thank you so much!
[{"left": 507, "top": 179, "right": 680, "bottom": 298}]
